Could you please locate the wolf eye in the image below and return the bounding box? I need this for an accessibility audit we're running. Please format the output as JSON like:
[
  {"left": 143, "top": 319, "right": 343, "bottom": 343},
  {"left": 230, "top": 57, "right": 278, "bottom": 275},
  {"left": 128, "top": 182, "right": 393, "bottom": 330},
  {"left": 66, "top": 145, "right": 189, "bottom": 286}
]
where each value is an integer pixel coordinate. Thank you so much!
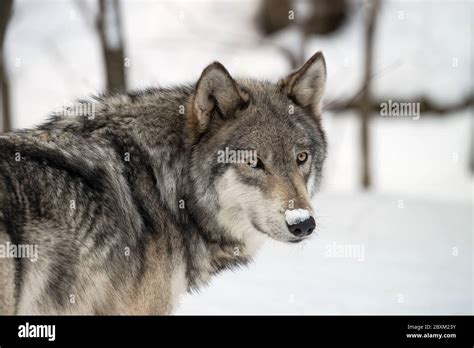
[
  {"left": 296, "top": 152, "right": 308, "bottom": 165},
  {"left": 249, "top": 158, "right": 265, "bottom": 170}
]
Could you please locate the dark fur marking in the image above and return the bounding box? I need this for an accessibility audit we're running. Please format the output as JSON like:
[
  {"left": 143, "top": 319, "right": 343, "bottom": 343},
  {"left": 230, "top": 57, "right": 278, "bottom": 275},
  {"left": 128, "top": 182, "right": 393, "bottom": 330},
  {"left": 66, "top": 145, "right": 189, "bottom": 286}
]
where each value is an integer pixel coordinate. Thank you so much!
[{"left": 0, "top": 141, "right": 107, "bottom": 194}]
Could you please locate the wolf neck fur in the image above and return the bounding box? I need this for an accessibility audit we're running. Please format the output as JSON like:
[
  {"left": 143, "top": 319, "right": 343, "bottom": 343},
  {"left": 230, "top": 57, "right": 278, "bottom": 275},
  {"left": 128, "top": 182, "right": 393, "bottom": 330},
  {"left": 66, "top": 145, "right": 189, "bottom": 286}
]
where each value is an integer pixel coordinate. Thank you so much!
[
  {"left": 168, "top": 145, "right": 254, "bottom": 291},
  {"left": 127, "top": 90, "right": 257, "bottom": 290}
]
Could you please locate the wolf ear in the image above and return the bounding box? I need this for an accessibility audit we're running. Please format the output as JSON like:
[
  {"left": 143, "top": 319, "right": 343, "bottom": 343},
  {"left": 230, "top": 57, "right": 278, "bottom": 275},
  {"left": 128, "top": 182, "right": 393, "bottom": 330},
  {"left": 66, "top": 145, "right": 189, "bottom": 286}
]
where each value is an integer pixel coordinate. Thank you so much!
[
  {"left": 190, "top": 62, "right": 249, "bottom": 134},
  {"left": 280, "top": 51, "right": 326, "bottom": 115}
]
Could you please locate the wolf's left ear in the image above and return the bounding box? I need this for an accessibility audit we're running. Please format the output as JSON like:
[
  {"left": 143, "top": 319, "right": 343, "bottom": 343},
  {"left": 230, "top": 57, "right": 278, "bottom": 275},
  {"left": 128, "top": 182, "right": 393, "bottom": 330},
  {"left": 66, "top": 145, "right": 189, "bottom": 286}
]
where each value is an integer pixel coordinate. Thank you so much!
[
  {"left": 279, "top": 51, "right": 327, "bottom": 115},
  {"left": 190, "top": 62, "right": 249, "bottom": 135}
]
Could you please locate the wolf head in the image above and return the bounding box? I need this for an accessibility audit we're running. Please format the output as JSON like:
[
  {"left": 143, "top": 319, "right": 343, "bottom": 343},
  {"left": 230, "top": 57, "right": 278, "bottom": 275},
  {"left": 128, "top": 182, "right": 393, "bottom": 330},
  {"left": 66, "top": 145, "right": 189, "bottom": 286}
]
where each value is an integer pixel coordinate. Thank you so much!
[{"left": 186, "top": 52, "right": 327, "bottom": 247}]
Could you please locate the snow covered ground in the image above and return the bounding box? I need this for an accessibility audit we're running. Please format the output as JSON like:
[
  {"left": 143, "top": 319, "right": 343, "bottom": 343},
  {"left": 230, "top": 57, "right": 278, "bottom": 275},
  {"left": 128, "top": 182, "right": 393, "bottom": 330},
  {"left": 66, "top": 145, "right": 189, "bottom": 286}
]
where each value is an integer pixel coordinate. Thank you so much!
[
  {"left": 4, "top": 0, "right": 473, "bottom": 314},
  {"left": 177, "top": 193, "right": 472, "bottom": 314}
]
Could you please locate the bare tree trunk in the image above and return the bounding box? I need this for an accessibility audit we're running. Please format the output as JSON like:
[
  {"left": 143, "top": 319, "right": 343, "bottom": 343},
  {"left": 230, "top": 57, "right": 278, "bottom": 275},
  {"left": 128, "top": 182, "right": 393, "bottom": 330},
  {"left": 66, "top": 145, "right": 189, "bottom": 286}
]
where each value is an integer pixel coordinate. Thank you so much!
[
  {"left": 470, "top": 110, "right": 474, "bottom": 173},
  {"left": 0, "top": 56, "right": 11, "bottom": 133},
  {"left": 96, "top": 0, "right": 126, "bottom": 92},
  {"left": 0, "top": 0, "right": 13, "bottom": 133},
  {"left": 359, "top": 0, "right": 380, "bottom": 189}
]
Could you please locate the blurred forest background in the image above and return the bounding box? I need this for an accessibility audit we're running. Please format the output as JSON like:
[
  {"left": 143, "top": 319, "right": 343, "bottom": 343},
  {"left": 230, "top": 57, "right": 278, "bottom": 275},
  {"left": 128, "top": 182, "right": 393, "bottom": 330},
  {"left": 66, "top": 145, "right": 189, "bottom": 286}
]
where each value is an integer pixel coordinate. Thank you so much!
[{"left": 0, "top": 0, "right": 472, "bottom": 314}]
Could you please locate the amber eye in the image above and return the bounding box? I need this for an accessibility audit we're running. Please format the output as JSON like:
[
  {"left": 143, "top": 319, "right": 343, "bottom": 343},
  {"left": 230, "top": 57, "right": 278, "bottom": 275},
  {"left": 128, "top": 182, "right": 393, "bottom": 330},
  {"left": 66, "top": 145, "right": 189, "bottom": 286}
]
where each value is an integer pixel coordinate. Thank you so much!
[{"left": 296, "top": 152, "right": 308, "bottom": 165}]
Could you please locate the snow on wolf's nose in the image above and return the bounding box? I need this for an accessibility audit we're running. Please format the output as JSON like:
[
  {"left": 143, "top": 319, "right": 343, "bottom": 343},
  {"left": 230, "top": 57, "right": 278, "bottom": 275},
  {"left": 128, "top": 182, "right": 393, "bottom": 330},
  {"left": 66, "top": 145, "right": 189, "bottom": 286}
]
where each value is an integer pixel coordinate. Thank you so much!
[{"left": 285, "top": 209, "right": 315, "bottom": 237}]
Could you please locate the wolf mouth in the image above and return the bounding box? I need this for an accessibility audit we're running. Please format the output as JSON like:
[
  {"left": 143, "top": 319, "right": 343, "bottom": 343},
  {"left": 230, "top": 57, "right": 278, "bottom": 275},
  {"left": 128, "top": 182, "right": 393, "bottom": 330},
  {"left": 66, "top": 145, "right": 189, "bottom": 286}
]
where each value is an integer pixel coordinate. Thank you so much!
[
  {"left": 249, "top": 216, "right": 306, "bottom": 243},
  {"left": 249, "top": 216, "right": 267, "bottom": 236}
]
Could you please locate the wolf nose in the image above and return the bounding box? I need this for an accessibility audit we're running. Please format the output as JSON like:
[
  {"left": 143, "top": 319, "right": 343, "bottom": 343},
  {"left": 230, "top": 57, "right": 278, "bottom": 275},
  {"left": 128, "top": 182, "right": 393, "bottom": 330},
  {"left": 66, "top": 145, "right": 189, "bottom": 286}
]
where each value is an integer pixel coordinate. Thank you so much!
[{"left": 287, "top": 216, "right": 316, "bottom": 237}]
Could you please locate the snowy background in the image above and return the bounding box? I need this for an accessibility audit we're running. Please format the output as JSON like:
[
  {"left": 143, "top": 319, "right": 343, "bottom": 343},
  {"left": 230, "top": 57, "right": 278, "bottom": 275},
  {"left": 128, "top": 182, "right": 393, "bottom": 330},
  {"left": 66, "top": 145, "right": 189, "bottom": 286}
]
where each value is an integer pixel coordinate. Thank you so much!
[{"left": 3, "top": 0, "right": 472, "bottom": 314}]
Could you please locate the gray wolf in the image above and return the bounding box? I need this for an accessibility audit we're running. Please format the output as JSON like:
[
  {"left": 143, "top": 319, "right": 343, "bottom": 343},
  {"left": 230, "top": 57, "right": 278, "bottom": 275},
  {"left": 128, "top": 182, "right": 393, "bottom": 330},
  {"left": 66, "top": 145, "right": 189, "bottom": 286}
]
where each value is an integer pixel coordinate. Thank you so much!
[{"left": 0, "top": 51, "right": 327, "bottom": 314}]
